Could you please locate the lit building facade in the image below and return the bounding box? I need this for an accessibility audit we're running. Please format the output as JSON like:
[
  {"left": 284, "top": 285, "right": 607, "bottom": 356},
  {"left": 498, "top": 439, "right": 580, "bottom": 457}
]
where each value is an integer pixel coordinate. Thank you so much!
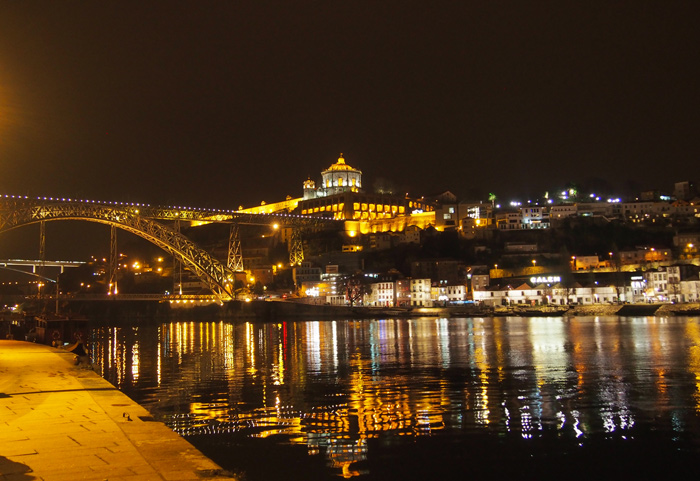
[
  {"left": 410, "top": 278, "right": 432, "bottom": 307},
  {"left": 297, "top": 155, "right": 434, "bottom": 224},
  {"left": 303, "top": 154, "right": 361, "bottom": 199},
  {"left": 239, "top": 153, "right": 436, "bottom": 235}
]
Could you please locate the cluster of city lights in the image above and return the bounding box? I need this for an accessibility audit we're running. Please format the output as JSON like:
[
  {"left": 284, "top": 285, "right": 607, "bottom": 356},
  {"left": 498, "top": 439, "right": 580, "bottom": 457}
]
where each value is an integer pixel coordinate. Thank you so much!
[{"left": 507, "top": 194, "right": 626, "bottom": 207}]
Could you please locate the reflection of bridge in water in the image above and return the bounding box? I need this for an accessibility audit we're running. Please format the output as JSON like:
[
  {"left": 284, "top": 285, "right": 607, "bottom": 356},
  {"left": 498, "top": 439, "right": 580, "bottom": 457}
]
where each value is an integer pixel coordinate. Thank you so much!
[{"left": 0, "top": 195, "right": 341, "bottom": 302}]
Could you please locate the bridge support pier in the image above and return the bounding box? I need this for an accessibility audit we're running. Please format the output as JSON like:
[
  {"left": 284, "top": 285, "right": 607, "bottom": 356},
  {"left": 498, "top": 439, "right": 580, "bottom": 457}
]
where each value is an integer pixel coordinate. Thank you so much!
[
  {"left": 227, "top": 223, "right": 244, "bottom": 272},
  {"left": 108, "top": 225, "right": 118, "bottom": 295},
  {"left": 172, "top": 219, "right": 182, "bottom": 295},
  {"left": 289, "top": 227, "right": 304, "bottom": 266},
  {"left": 39, "top": 220, "right": 46, "bottom": 279}
]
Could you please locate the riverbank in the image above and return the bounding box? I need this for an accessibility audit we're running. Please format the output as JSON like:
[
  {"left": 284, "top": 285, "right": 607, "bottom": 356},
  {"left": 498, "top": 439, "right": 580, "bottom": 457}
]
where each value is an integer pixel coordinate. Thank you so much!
[
  {"left": 0, "top": 340, "right": 237, "bottom": 480},
  {"left": 9, "top": 298, "right": 699, "bottom": 325}
]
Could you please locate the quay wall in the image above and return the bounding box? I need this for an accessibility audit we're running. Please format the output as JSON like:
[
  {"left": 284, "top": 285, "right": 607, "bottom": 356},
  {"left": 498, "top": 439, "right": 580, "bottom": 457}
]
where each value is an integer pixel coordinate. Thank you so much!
[
  {"left": 0, "top": 340, "right": 236, "bottom": 480},
  {"left": 36, "top": 299, "right": 700, "bottom": 321}
]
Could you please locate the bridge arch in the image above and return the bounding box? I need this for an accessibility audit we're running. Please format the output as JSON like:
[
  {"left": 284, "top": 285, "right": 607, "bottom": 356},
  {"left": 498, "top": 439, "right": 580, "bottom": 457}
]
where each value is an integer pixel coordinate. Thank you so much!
[{"left": 0, "top": 200, "right": 235, "bottom": 302}]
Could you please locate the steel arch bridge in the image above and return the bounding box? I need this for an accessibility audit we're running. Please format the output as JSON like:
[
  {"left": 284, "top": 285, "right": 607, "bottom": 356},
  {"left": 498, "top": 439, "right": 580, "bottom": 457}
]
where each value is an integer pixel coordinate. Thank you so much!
[{"left": 0, "top": 196, "right": 342, "bottom": 303}]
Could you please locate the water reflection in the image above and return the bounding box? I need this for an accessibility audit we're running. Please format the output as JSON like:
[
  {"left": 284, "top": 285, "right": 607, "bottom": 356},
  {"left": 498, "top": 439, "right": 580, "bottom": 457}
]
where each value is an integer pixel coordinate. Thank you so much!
[{"left": 90, "top": 316, "right": 700, "bottom": 479}]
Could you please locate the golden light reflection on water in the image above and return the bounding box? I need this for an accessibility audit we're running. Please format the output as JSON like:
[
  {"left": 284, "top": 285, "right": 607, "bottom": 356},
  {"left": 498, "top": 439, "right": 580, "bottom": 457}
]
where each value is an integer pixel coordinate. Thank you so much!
[
  {"left": 90, "top": 316, "right": 700, "bottom": 478},
  {"left": 686, "top": 321, "right": 700, "bottom": 412}
]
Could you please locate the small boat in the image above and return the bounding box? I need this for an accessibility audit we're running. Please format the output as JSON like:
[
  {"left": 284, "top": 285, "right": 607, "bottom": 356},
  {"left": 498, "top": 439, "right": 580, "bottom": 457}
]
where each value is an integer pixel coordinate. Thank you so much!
[
  {"left": 26, "top": 313, "right": 89, "bottom": 346},
  {"left": 514, "top": 306, "right": 569, "bottom": 317},
  {"left": 492, "top": 307, "right": 514, "bottom": 317}
]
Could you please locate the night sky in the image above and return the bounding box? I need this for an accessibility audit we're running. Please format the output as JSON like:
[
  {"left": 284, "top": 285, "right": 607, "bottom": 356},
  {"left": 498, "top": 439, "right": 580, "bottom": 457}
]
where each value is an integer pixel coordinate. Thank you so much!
[{"left": 1, "top": 1, "right": 698, "bottom": 209}]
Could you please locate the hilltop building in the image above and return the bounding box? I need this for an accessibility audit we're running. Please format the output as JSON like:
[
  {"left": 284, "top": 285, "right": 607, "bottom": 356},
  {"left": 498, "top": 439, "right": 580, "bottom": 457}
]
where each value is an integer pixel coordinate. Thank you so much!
[{"left": 239, "top": 154, "right": 436, "bottom": 234}]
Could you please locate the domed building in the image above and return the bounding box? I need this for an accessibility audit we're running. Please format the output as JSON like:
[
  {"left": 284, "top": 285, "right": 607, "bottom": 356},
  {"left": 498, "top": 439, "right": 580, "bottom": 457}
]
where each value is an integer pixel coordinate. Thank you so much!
[
  {"left": 303, "top": 154, "right": 363, "bottom": 199},
  {"left": 320, "top": 154, "right": 362, "bottom": 196},
  {"left": 297, "top": 154, "right": 434, "bottom": 226},
  {"left": 240, "top": 153, "right": 435, "bottom": 234}
]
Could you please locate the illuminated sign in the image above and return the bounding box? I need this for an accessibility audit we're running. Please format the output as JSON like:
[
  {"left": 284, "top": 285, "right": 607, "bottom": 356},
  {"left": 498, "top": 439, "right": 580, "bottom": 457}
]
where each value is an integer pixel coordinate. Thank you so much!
[{"left": 530, "top": 276, "right": 561, "bottom": 284}]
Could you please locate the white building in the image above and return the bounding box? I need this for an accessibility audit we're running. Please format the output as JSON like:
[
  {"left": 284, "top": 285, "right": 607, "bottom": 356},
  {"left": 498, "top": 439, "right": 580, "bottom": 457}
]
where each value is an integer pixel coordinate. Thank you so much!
[
  {"left": 367, "top": 281, "right": 395, "bottom": 307},
  {"left": 473, "top": 281, "right": 619, "bottom": 306},
  {"left": 667, "top": 266, "right": 682, "bottom": 302},
  {"left": 410, "top": 278, "right": 432, "bottom": 307},
  {"left": 680, "top": 276, "right": 700, "bottom": 302},
  {"left": 621, "top": 202, "right": 674, "bottom": 222},
  {"left": 550, "top": 204, "right": 577, "bottom": 222},
  {"left": 500, "top": 211, "right": 522, "bottom": 230},
  {"left": 435, "top": 283, "right": 466, "bottom": 304},
  {"left": 629, "top": 275, "right": 647, "bottom": 303},
  {"left": 643, "top": 269, "right": 668, "bottom": 302},
  {"left": 521, "top": 206, "right": 549, "bottom": 229}
]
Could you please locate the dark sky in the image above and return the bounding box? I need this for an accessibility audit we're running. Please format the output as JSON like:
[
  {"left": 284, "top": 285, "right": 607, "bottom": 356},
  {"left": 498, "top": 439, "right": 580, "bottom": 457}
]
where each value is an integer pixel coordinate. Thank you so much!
[{"left": 1, "top": 0, "right": 698, "bottom": 209}]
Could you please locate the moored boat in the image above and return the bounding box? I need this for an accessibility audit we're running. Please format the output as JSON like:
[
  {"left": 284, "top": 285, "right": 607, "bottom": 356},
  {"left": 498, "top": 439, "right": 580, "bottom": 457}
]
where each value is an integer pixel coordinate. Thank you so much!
[
  {"left": 26, "top": 313, "right": 89, "bottom": 346},
  {"left": 513, "top": 306, "right": 570, "bottom": 317}
]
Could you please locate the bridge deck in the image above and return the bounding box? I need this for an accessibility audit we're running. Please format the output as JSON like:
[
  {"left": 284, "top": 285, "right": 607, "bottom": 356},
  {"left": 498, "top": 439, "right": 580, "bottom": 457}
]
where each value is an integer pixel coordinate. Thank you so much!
[{"left": 0, "top": 341, "right": 236, "bottom": 480}]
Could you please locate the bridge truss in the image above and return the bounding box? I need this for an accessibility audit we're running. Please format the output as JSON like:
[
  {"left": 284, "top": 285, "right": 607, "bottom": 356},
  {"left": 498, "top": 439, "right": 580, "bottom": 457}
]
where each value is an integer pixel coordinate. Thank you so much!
[{"left": 0, "top": 196, "right": 341, "bottom": 302}]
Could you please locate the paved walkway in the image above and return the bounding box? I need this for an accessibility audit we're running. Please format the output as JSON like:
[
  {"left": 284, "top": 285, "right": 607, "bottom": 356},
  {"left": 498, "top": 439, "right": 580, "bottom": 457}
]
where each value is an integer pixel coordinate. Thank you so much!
[{"left": 0, "top": 341, "right": 237, "bottom": 480}]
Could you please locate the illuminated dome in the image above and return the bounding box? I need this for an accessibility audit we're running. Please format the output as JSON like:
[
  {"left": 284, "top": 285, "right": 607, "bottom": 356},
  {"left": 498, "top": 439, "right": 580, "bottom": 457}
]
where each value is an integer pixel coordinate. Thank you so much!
[
  {"left": 320, "top": 154, "right": 362, "bottom": 196},
  {"left": 326, "top": 154, "right": 359, "bottom": 172}
]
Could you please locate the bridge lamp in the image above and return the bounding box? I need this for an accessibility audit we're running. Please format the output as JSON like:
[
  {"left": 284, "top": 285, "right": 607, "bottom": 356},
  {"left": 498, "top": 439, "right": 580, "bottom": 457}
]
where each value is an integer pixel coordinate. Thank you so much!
[{"left": 272, "top": 223, "right": 279, "bottom": 230}]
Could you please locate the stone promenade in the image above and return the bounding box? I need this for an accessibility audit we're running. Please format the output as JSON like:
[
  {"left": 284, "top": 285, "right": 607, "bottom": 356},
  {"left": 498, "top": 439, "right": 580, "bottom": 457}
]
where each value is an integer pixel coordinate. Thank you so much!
[{"left": 0, "top": 340, "right": 237, "bottom": 480}]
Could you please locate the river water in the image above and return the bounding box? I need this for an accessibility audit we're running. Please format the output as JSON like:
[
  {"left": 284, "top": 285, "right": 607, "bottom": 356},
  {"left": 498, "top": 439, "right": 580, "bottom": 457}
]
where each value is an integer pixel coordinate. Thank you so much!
[{"left": 89, "top": 316, "right": 700, "bottom": 480}]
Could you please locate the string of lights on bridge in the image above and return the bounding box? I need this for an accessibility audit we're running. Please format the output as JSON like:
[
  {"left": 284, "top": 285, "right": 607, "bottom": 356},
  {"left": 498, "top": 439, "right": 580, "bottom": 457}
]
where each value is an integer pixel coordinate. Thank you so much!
[{"left": 0, "top": 194, "right": 318, "bottom": 221}]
